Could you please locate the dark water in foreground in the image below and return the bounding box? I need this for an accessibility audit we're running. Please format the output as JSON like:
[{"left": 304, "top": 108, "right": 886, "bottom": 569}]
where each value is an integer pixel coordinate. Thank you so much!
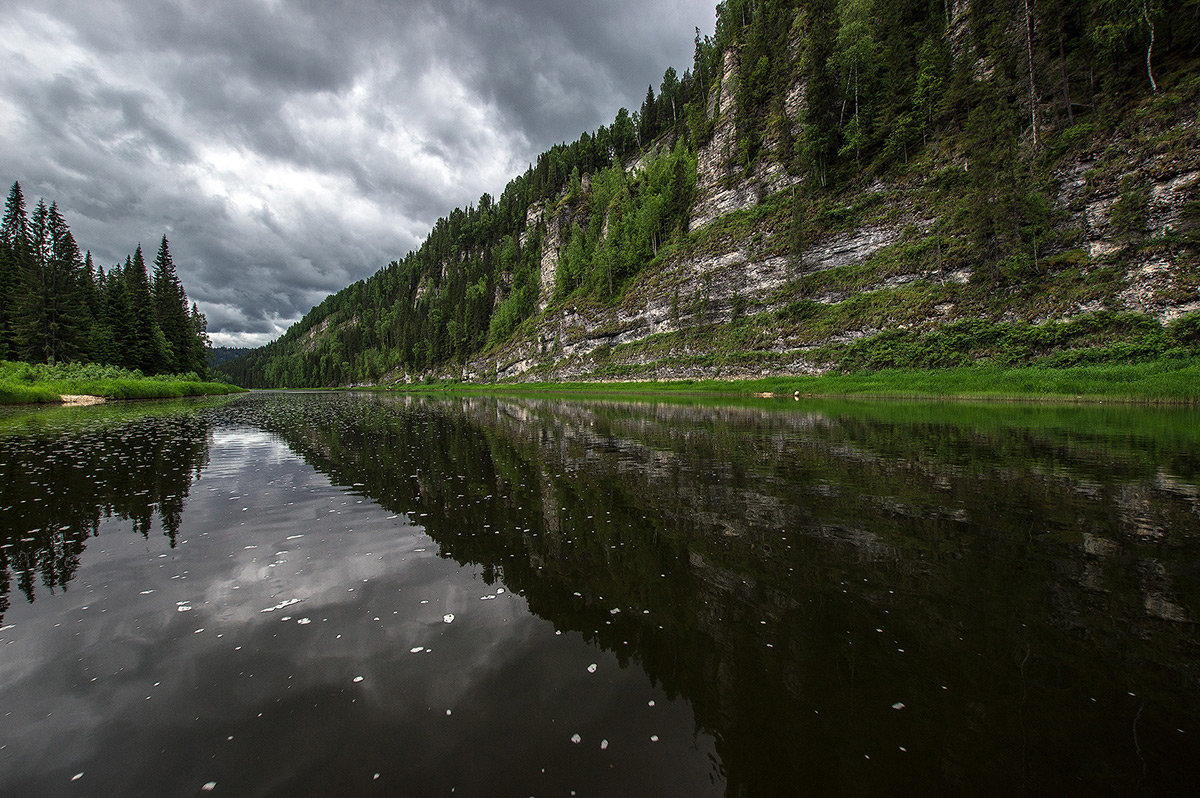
[{"left": 1, "top": 391, "right": 1199, "bottom": 796}]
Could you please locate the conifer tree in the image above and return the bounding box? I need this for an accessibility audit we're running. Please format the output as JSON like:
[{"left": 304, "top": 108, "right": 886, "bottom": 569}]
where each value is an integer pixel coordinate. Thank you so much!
[
  {"left": 610, "top": 108, "right": 637, "bottom": 162},
  {"left": 124, "top": 245, "right": 169, "bottom": 373},
  {"left": 0, "top": 180, "right": 208, "bottom": 373},
  {"left": 152, "top": 235, "right": 191, "bottom": 372},
  {"left": 639, "top": 85, "right": 658, "bottom": 144},
  {"left": 18, "top": 202, "right": 86, "bottom": 364},
  {"left": 101, "top": 265, "right": 135, "bottom": 367},
  {"left": 0, "top": 182, "right": 31, "bottom": 360},
  {"left": 78, "top": 251, "right": 101, "bottom": 362},
  {"left": 17, "top": 200, "right": 50, "bottom": 362}
]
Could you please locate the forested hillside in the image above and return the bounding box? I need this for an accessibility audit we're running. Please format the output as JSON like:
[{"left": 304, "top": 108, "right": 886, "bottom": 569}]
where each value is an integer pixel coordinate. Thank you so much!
[
  {"left": 221, "top": 0, "right": 1200, "bottom": 388},
  {"left": 0, "top": 182, "right": 212, "bottom": 377},
  {"left": 208, "top": 346, "right": 253, "bottom": 368}
]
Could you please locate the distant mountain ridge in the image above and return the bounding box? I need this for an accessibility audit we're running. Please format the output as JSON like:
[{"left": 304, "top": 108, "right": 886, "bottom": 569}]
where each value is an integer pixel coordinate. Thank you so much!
[{"left": 222, "top": 0, "right": 1200, "bottom": 388}]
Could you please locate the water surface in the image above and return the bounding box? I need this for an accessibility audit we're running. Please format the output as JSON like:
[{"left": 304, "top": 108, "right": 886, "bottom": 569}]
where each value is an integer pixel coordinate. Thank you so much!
[{"left": 1, "top": 392, "right": 1198, "bottom": 795}]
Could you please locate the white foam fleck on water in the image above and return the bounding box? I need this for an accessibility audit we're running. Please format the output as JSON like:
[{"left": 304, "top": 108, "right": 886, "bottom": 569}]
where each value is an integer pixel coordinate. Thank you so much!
[
  {"left": 202, "top": 782, "right": 216, "bottom": 791},
  {"left": 297, "top": 618, "right": 311, "bottom": 625},
  {"left": 286, "top": 535, "right": 304, "bottom": 540},
  {"left": 587, "top": 663, "right": 597, "bottom": 673},
  {"left": 260, "top": 598, "right": 303, "bottom": 613},
  {"left": 892, "top": 702, "right": 905, "bottom": 710},
  {"left": 650, "top": 735, "right": 659, "bottom": 742},
  {"left": 600, "top": 739, "right": 609, "bottom": 750},
  {"left": 71, "top": 773, "right": 83, "bottom": 782},
  {"left": 443, "top": 614, "right": 454, "bottom": 623},
  {"left": 353, "top": 676, "right": 364, "bottom": 683},
  {"left": 410, "top": 647, "right": 425, "bottom": 654},
  {"left": 570, "top": 733, "right": 581, "bottom": 744}
]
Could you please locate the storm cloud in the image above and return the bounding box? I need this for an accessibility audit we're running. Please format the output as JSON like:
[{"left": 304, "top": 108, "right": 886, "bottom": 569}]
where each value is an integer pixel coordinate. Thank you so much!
[{"left": 1, "top": 0, "right": 715, "bottom": 346}]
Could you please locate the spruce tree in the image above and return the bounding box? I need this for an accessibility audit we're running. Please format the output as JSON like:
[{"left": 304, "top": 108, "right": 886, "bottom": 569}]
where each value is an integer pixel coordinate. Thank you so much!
[
  {"left": 17, "top": 200, "right": 50, "bottom": 362},
  {"left": 78, "top": 252, "right": 101, "bottom": 362},
  {"left": 0, "top": 182, "right": 31, "bottom": 360},
  {"left": 17, "top": 202, "right": 86, "bottom": 364},
  {"left": 639, "top": 85, "right": 658, "bottom": 144},
  {"left": 101, "top": 266, "right": 135, "bottom": 368},
  {"left": 46, "top": 205, "right": 87, "bottom": 363},
  {"left": 152, "top": 235, "right": 191, "bottom": 373},
  {"left": 124, "top": 245, "right": 169, "bottom": 373}
]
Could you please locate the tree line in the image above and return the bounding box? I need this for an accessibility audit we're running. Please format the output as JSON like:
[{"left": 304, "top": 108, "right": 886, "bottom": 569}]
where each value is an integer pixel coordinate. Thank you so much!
[
  {"left": 222, "top": 0, "right": 1199, "bottom": 388},
  {"left": 0, "top": 181, "right": 211, "bottom": 376}
]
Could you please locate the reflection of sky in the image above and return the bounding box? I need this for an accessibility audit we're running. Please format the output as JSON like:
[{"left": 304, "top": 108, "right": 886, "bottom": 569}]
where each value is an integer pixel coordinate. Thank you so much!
[{"left": 0, "top": 418, "right": 718, "bottom": 796}]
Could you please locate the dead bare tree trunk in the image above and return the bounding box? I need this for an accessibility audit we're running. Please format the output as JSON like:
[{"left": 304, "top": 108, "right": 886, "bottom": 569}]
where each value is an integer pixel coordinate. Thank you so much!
[
  {"left": 1024, "top": 0, "right": 1039, "bottom": 149},
  {"left": 1143, "top": 0, "right": 1159, "bottom": 94}
]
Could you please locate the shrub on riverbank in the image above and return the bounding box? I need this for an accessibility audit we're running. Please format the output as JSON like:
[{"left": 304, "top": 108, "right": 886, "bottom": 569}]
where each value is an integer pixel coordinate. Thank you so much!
[{"left": 0, "top": 361, "right": 245, "bottom": 404}]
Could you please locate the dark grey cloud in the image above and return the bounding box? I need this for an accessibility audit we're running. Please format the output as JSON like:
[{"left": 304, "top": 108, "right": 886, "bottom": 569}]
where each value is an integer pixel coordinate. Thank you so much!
[{"left": 1, "top": 0, "right": 714, "bottom": 347}]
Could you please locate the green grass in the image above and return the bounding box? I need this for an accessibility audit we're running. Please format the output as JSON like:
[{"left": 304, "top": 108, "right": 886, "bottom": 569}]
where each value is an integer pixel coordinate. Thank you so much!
[
  {"left": 378, "top": 359, "right": 1200, "bottom": 404},
  {"left": 0, "top": 361, "right": 246, "bottom": 405}
]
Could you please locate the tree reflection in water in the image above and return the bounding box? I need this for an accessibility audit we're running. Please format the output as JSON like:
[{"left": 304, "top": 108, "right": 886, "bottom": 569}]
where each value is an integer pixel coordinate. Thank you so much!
[
  {"left": 2, "top": 391, "right": 1199, "bottom": 794},
  {"left": 245, "top": 393, "right": 1200, "bottom": 795},
  {"left": 0, "top": 403, "right": 213, "bottom": 621}
]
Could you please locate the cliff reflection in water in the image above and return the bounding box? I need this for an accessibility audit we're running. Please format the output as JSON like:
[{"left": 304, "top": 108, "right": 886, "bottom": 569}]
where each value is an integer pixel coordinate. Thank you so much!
[
  {"left": 0, "top": 404, "right": 213, "bottom": 623},
  {"left": 242, "top": 392, "right": 1200, "bottom": 795}
]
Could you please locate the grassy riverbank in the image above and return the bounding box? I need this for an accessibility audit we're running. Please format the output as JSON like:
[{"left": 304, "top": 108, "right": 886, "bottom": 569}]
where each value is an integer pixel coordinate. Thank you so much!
[
  {"left": 0, "top": 361, "right": 246, "bottom": 405},
  {"left": 380, "top": 359, "right": 1200, "bottom": 404}
]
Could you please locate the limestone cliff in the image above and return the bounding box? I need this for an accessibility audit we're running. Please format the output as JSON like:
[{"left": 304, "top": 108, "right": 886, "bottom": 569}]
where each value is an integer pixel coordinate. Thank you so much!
[{"left": 442, "top": 41, "right": 1197, "bottom": 383}]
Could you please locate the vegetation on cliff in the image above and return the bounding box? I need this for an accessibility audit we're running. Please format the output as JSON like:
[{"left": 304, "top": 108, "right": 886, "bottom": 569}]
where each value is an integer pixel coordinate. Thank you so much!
[{"left": 220, "top": 0, "right": 1200, "bottom": 389}]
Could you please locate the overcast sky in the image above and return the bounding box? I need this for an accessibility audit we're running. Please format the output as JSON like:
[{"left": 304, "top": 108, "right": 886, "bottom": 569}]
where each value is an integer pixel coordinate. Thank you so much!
[{"left": 1, "top": 0, "right": 716, "bottom": 347}]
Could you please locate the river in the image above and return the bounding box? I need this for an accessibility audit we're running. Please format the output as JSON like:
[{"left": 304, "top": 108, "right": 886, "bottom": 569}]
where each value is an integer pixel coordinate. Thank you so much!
[{"left": 1, "top": 391, "right": 1198, "bottom": 795}]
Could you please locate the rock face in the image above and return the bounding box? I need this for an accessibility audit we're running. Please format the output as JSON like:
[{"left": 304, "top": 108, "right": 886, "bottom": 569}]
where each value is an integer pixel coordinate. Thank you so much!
[
  {"left": 1056, "top": 139, "right": 1200, "bottom": 324},
  {"left": 432, "top": 34, "right": 1199, "bottom": 385},
  {"left": 690, "top": 48, "right": 803, "bottom": 233},
  {"left": 691, "top": 49, "right": 757, "bottom": 231}
]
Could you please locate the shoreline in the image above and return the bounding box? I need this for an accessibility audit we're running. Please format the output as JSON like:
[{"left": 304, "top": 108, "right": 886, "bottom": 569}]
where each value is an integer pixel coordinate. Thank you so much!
[
  {"left": 361, "top": 362, "right": 1200, "bottom": 406},
  {"left": 0, "top": 378, "right": 246, "bottom": 407}
]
